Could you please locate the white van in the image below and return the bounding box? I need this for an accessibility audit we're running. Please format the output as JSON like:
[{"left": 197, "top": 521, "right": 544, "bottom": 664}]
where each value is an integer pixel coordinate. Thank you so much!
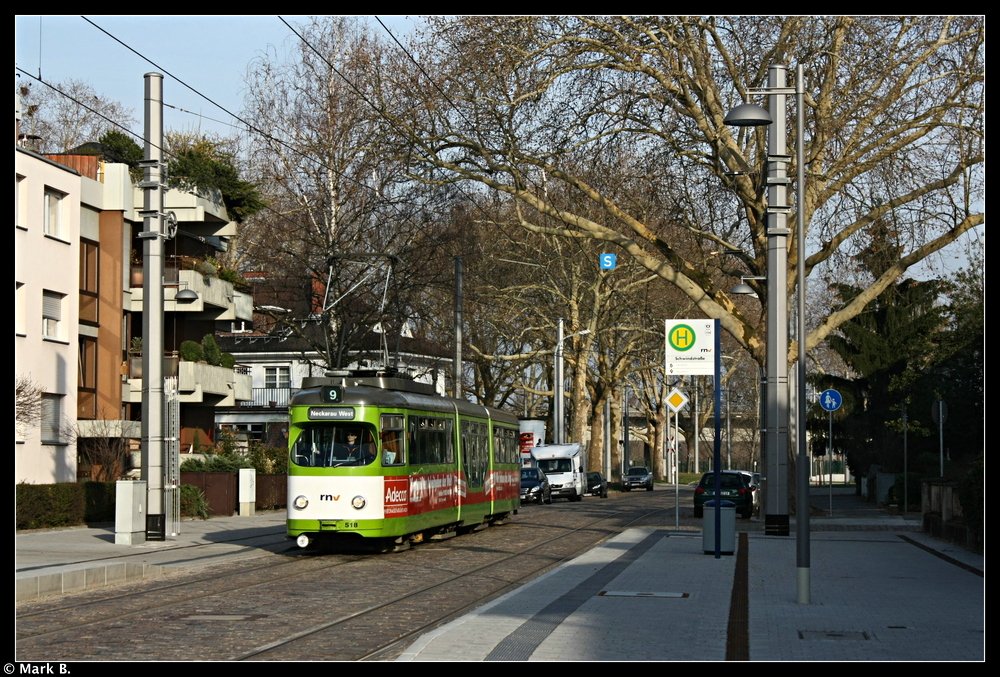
[{"left": 531, "top": 443, "right": 586, "bottom": 502}]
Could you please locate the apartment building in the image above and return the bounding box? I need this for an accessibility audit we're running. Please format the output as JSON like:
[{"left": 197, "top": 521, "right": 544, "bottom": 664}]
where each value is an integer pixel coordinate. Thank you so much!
[{"left": 15, "top": 143, "right": 252, "bottom": 485}]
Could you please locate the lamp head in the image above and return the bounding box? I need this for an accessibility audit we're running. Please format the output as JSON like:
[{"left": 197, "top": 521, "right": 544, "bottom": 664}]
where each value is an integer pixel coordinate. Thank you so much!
[
  {"left": 175, "top": 288, "right": 199, "bottom": 302},
  {"left": 730, "top": 275, "right": 765, "bottom": 296},
  {"left": 724, "top": 103, "right": 772, "bottom": 127}
]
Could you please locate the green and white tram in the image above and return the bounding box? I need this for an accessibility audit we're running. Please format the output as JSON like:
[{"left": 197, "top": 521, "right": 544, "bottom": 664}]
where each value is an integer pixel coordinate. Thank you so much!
[{"left": 287, "top": 372, "right": 521, "bottom": 550}]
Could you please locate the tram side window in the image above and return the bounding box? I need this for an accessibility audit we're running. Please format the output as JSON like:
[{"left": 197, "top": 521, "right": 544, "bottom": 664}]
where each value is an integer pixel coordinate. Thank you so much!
[
  {"left": 494, "top": 426, "right": 517, "bottom": 464},
  {"left": 461, "top": 425, "right": 471, "bottom": 483},
  {"left": 442, "top": 421, "right": 454, "bottom": 463},
  {"left": 410, "top": 417, "right": 453, "bottom": 465},
  {"left": 381, "top": 414, "right": 405, "bottom": 466},
  {"left": 462, "top": 420, "right": 488, "bottom": 487},
  {"left": 476, "top": 423, "right": 489, "bottom": 484},
  {"left": 505, "top": 428, "right": 518, "bottom": 463}
]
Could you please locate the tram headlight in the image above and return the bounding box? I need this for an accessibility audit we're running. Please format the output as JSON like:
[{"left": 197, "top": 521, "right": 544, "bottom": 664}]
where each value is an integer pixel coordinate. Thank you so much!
[
  {"left": 293, "top": 495, "right": 309, "bottom": 510},
  {"left": 351, "top": 495, "right": 366, "bottom": 510}
]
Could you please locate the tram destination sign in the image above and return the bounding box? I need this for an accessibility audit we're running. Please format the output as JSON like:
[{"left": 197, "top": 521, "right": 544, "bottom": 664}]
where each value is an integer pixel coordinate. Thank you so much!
[{"left": 308, "top": 407, "right": 355, "bottom": 420}]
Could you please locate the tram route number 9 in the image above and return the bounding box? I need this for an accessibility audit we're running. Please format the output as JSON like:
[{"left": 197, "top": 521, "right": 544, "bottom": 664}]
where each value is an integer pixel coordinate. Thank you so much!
[{"left": 321, "top": 385, "right": 344, "bottom": 403}]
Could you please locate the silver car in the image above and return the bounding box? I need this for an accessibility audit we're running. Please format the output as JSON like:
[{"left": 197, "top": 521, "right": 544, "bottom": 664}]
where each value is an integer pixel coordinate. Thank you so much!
[{"left": 623, "top": 466, "right": 654, "bottom": 491}]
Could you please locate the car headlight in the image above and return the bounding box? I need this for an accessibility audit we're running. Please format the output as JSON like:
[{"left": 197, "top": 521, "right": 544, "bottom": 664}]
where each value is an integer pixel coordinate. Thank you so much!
[{"left": 528, "top": 485, "right": 540, "bottom": 494}]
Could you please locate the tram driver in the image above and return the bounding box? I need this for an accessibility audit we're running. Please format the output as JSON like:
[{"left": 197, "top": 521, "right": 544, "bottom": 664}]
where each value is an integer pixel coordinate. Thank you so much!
[{"left": 342, "top": 430, "right": 376, "bottom": 465}]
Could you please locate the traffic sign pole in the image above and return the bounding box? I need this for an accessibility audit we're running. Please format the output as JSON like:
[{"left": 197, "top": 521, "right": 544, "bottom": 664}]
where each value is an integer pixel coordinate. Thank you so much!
[
  {"left": 818, "top": 389, "right": 842, "bottom": 517},
  {"left": 665, "top": 386, "right": 688, "bottom": 530},
  {"left": 828, "top": 411, "right": 833, "bottom": 516}
]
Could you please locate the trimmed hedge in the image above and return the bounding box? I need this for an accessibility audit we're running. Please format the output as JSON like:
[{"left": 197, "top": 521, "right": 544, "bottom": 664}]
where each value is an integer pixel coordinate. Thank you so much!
[
  {"left": 16, "top": 482, "right": 86, "bottom": 529},
  {"left": 16, "top": 481, "right": 143, "bottom": 528},
  {"left": 17, "top": 477, "right": 286, "bottom": 529}
]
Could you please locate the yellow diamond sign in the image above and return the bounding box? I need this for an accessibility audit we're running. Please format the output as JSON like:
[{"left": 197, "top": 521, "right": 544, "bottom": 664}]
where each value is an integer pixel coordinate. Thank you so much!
[{"left": 666, "top": 388, "right": 688, "bottom": 413}]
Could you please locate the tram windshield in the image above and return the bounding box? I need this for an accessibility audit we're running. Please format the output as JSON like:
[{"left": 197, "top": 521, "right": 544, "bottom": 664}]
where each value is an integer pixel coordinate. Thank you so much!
[{"left": 292, "top": 424, "right": 377, "bottom": 467}]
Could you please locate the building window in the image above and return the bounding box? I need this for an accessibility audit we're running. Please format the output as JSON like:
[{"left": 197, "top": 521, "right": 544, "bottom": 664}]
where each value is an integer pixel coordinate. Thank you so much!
[
  {"left": 16, "top": 175, "right": 27, "bottom": 228},
  {"left": 79, "top": 336, "right": 98, "bottom": 419},
  {"left": 218, "top": 423, "right": 265, "bottom": 443},
  {"left": 80, "top": 239, "right": 99, "bottom": 325},
  {"left": 43, "top": 188, "right": 67, "bottom": 240},
  {"left": 16, "top": 282, "right": 27, "bottom": 336},
  {"left": 42, "top": 290, "right": 65, "bottom": 340},
  {"left": 41, "top": 393, "right": 66, "bottom": 444},
  {"left": 265, "top": 366, "right": 290, "bottom": 389}
]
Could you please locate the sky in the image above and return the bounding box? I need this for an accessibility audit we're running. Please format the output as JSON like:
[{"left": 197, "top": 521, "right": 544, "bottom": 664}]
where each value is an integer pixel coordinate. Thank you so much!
[{"left": 14, "top": 15, "right": 419, "bottom": 139}]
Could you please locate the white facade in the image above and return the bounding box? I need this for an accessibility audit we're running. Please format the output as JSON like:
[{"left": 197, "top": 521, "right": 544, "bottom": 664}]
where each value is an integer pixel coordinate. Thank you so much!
[
  {"left": 15, "top": 141, "right": 257, "bottom": 484},
  {"left": 15, "top": 150, "right": 82, "bottom": 483},
  {"left": 224, "top": 342, "right": 449, "bottom": 399},
  {"left": 215, "top": 341, "right": 451, "bottom": 439}
]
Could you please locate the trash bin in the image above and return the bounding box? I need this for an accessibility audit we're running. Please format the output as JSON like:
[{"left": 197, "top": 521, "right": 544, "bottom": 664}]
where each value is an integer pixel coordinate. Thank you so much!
[
  {"left": 146, "top": 513, "right": 166, "bottom": 541},
  {"left": 703, "top": 500, "right": 736, "bottom": 555}
]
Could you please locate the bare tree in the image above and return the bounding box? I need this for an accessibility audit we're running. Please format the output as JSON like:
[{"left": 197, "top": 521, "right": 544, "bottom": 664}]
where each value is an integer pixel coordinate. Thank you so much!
[
  {"left": 74, "top": 416, "right": 133, "bottom": 483},
  {"left": 238, "top": 17, "right": 458, "bottom": 371},
  {"left": 17, "top": 78, "right": 136, "bottom": 153},
  {"left": 15, "top": 375, "right": 42, "bottom": 432},
  {"left": 381, "top": 16, "right": 983, "bottom": 370},
  {"left": 452, "top": 192, "right": 686, "bottom": 475}
]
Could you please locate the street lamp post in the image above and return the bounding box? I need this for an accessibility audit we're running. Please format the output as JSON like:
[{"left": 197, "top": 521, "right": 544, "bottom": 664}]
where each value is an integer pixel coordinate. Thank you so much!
[
  {"left": 693, "top": 383, "right": 699, "bottom": 474},
  {"left": 721, "top": 354, "right": 737, "bottom": 470},
  {"left": 793, "top": 65, "right": 810, "bottom": 607},
  {"left": 554, "top": 319, "right": 565, "bottom": 444},
  {"left": 553, "top": 318, "right": 590, "bottom": 444},
  {"left": 726, "top": 387, "right": 732, "bottom": 469},
  {"left": 454, "top": 256, "right": 463, "bottom": 400},
  {"left": 726, "top": 63, "right": 810, "bottom": 603}
]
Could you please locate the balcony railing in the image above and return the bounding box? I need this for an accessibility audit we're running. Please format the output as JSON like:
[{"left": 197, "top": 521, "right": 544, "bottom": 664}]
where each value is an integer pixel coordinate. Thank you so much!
[
  {"left": 123, "top": 357, "right": 252, "bottom": 406},
  {"left": 240, "top": 387, "right": 294, "bottom": 408}
]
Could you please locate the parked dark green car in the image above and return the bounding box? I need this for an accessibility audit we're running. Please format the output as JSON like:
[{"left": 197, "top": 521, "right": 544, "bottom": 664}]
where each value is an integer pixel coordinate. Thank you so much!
[{"left": 693, "top": 470, "right": 755, "bottom": 518}]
